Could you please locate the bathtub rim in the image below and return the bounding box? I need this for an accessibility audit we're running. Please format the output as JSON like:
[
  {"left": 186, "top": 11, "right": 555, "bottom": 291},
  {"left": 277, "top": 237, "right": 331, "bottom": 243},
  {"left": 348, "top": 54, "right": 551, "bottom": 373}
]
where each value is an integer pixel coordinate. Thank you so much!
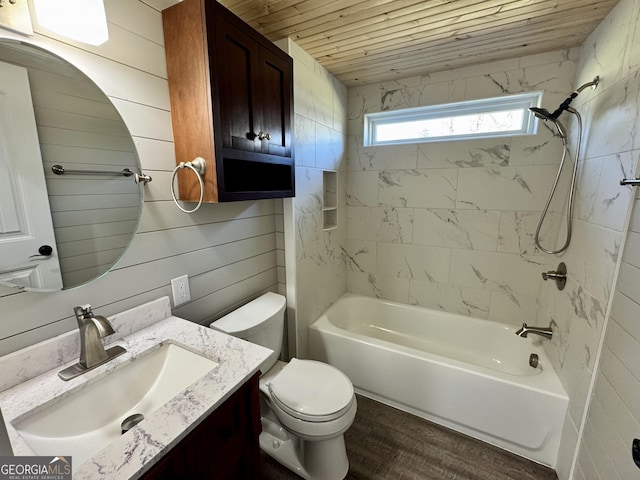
[
  {"left": 310, "top": 293, "right": 568, "bottom": 401},
  {"left": 309, "top": 293, "right": 570, "bottom": 468}
]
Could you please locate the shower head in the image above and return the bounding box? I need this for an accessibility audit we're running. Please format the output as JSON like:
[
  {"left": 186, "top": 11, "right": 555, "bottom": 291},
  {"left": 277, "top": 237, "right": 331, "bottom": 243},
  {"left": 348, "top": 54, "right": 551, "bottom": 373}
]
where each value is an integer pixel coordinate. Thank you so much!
[
  {"left": 529, "top": 107, "right": 567, "bottom": 139},
  {"left": 529, "top": 107, "right": 555, "bottom": 121}
]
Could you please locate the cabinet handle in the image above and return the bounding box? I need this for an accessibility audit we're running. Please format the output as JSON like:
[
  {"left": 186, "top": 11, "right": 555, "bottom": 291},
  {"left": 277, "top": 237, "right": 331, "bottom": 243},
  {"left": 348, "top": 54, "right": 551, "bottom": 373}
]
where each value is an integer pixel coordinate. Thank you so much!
[{"left": 257, "top": 131, "right": 271, "bottom": 141}]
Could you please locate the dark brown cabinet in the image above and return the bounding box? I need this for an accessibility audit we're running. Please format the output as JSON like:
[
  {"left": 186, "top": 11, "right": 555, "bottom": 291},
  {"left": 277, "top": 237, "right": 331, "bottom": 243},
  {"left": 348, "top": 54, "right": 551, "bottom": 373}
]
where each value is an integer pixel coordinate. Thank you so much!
[
  {"left": 214, "top": 14, "right": 292, "bottom": 158},
  {"left": 163, "top": 0, "right": 294, "bottom": 203},
  {"left": 141, "top": 372, "right": 262, "bottom": 480}
]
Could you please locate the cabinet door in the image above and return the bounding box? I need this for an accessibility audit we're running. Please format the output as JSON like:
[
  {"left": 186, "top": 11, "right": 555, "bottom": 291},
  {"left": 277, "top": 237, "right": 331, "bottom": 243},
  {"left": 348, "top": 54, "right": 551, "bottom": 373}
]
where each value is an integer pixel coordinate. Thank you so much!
[
  {"left": 258, "top": 48, "right": 292, "bottom": 157},
  {"left": 214, "top": 13, "right": 261, "bottom": 153},
  {"left": 141, "top": 373, "right": 262, "bottom": 480}
]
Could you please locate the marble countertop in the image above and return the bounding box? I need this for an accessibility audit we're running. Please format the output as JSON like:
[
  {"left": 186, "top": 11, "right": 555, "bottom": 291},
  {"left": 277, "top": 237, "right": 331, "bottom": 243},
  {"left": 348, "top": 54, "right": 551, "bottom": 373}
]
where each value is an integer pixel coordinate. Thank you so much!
[{"left": 0, "top": 297, "right": 272, "bottom": 480}]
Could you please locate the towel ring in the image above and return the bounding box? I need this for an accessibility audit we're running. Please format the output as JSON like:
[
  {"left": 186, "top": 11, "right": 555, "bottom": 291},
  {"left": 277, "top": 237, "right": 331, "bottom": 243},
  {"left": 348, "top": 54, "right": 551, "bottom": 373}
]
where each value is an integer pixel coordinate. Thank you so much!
[{"left": 171, "top": 157, "right": 207, "bottom": 213}]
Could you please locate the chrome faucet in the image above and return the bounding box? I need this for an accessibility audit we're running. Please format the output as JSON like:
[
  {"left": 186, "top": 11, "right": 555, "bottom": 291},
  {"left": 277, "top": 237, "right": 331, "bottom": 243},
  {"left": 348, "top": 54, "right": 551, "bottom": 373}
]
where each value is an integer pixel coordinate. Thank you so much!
[
  {"left": 515, "top": 323, "right": 553, "bottom": 339},
  {"left": 58, "top": 305, "right": 126, "bottom": 381}
]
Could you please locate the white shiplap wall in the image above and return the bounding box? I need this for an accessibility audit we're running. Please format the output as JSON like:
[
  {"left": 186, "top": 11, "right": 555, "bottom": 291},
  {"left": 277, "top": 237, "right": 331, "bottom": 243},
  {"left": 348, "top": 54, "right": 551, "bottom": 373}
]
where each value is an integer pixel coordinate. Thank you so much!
[{"left": 0, "top": 0, "right": 279, "bottom": 355}]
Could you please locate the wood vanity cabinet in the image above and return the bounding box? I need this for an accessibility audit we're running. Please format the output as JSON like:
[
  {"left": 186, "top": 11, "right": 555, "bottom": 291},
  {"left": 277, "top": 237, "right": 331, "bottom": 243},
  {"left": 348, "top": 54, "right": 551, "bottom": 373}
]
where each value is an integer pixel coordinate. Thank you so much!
[
  {"left": 163, "top": 0, "right": 294, "bottom": 203},
  {"left": 141, "top": 372, "right": 262, "bottom": 480}
]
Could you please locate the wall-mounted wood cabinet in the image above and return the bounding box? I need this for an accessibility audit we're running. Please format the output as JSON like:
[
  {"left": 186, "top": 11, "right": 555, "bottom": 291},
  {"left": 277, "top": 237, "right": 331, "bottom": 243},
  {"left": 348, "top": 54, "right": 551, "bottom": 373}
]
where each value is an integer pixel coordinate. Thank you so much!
[{"left": 163, "top": 0, "right": 294, "bottom": 203}]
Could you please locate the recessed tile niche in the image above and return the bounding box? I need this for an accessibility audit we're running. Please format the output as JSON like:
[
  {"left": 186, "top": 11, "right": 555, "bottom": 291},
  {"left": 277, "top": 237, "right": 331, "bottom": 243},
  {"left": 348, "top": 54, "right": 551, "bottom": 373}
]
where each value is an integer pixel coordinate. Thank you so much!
[{"left": 323, "top": 170, "right": 338, "bottom": 231}]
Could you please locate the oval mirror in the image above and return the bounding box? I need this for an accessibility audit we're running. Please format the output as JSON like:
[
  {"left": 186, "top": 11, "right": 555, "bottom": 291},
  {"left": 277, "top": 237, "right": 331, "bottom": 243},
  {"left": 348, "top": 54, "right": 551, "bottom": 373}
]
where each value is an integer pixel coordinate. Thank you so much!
[{"left": 0, "top": 39, "right": 143, "bottom": 293}]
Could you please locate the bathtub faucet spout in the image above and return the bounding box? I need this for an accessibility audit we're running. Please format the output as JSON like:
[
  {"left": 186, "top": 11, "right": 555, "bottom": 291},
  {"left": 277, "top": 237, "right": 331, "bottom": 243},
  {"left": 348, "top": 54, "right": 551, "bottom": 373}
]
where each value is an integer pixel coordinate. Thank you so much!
[{"left": 515, "top": 323, "right": 553, "bottom": 339}]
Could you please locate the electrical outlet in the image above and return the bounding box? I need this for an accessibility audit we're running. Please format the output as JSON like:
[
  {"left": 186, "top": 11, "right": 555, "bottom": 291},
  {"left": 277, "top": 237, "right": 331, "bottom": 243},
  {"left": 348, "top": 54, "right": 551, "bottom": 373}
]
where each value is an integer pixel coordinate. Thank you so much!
[{"left": 171, "top": 274, "right": 191, "bottom": 306}]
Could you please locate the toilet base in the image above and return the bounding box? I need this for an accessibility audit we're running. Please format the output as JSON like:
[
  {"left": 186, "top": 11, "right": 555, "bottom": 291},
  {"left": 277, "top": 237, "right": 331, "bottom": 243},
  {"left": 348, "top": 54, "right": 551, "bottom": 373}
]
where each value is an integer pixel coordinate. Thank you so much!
[{"left": 260, "top": 416, "right": 349, "bottom": 480}]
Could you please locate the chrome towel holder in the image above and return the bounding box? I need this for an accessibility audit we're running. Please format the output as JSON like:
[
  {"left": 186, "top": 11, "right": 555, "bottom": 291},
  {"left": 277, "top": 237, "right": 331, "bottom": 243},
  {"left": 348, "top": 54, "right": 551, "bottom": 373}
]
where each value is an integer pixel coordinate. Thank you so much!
[
  {"left": 170, "top": 157, "right": 207, "bottom": 213},
  {"left": 52, "top": 164, "right": 152, "bottom": 185},
  {"left": 621, "top": 178, "right": 640, "bottom": 186}
]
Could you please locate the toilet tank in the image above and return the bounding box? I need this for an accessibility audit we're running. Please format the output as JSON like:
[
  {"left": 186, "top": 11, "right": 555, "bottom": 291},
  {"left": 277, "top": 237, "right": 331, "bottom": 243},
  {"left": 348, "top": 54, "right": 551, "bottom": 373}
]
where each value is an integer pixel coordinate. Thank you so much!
[{"left": 210, "top": 292, "right": 286, "bottom": 372}]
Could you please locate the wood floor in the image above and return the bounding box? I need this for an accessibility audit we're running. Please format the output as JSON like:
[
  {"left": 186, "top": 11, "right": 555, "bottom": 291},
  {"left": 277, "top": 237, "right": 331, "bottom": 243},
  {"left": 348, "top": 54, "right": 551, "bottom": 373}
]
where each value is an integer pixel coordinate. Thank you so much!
[{"left": 261, "top": 394, "right": 558, "bottom": 480}]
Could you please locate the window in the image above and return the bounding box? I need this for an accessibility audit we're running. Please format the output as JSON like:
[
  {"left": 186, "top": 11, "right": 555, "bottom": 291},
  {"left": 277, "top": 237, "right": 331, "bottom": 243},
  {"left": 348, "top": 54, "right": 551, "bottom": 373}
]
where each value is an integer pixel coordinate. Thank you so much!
[{"left": 364, "top": 92, "right": 542, "bottom": 146}]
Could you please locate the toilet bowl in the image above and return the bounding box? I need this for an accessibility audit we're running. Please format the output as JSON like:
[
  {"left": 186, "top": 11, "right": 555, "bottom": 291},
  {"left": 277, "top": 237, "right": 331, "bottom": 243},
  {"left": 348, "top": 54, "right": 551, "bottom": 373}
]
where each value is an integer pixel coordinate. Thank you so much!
[
  {"left": 266, "top": 358, "right": 357, "bottom": 439},
  {"left": 210, "top": 292, "right": 356, "bottom": 480}
]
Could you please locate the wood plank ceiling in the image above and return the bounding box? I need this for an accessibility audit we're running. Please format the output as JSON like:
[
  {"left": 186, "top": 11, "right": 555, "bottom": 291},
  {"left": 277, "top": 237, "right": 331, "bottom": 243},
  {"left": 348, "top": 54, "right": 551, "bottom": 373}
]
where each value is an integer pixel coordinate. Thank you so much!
[{"left": 216, "top": 0, "right": 620, "bottom": 87}]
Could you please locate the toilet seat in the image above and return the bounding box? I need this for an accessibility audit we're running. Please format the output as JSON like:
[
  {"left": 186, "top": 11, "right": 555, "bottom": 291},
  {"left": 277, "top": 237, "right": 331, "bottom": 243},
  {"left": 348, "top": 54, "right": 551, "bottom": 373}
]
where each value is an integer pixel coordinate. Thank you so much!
[{"left": 268, "top": 358, "right": 354, "bottom": 423}]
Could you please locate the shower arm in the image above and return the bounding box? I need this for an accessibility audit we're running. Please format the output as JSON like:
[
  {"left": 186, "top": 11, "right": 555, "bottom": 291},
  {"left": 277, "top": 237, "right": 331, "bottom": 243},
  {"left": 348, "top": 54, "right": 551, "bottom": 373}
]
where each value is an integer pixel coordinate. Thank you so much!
[
  {"left": 549, "top": 77, "right": 599, "bottom": 120},
  {"left": 575, "top": 77, "right": 600, "bottom": 94}
]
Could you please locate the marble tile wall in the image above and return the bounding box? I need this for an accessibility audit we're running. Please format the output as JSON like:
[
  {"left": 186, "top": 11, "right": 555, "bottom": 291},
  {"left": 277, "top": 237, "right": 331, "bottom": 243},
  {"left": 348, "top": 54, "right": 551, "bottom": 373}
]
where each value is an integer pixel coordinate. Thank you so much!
[
  {"left": 570, "top": 195, "right": 640, "bottom": 480},
  {"left": 283, "top": 12, "right": 639, "bottom": 476},
  {"left": 547, "top": 0, "right": 640, "bottom": 478},
  {"left": 346, "top": 50, "right": 579, "bottom": 326},
  {"left": 276, "top": 39, "right": 348, "bottom": 358},
  {"left": 345, "top": 27, "right": 640, "bottom": 476}
]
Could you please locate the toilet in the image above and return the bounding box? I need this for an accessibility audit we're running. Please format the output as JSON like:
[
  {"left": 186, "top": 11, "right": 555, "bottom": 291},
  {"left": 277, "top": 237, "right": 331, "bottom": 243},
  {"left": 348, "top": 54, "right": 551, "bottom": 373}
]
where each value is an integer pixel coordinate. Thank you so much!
[{"left": 210, "top": 292, "right": 356, "bottom": 480}]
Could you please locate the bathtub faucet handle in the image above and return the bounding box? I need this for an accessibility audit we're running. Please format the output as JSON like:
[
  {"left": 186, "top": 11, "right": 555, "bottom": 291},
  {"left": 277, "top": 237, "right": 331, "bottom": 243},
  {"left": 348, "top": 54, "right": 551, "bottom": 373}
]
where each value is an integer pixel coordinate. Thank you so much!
[
  {"left": 541, "top": 271, "right": 565, "bottom": 280},
  {"left": 541, "top": 262, "right": 567, "bottom": 291}
]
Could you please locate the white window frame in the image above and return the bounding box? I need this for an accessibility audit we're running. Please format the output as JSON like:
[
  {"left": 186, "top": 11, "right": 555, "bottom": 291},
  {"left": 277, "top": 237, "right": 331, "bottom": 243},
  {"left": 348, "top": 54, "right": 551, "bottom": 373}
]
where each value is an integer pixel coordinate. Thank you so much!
[{"left": 364, "top": 91, "right": 543, "bottom": 146}]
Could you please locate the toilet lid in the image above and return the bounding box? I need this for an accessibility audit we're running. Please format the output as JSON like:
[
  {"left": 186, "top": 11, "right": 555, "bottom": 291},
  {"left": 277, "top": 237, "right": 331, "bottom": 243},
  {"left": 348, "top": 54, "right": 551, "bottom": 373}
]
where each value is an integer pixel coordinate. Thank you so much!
[{"left": 268, "top": 358, "right": 354, "bottom": 422}]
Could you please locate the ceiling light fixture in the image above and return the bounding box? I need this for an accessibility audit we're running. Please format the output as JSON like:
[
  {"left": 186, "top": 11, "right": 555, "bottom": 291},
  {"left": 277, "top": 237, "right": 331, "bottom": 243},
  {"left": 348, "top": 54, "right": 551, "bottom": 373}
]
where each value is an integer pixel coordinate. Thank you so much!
[{"left": 33, "top": 0, "right": 108, "bottom": 46}]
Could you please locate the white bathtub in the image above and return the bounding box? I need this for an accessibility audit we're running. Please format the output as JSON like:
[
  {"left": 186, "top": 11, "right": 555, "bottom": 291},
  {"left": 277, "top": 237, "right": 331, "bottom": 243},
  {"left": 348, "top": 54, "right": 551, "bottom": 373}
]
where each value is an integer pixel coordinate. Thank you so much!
[{"left": 308, "top": 293, "right": 568, "bottom": 468}]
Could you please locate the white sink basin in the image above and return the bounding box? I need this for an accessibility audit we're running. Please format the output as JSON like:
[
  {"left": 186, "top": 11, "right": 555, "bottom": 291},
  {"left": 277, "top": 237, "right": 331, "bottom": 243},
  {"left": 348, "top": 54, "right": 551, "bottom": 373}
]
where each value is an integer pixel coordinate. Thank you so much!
[{"left": 13, "top": 343, "right": 218, "bottom": 465}]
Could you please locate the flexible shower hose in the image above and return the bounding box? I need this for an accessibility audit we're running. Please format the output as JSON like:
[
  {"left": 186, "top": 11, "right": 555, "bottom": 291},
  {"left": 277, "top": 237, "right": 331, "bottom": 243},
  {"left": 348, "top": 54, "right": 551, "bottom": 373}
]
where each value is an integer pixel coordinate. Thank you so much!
[{"left": 534, "top": 109, "right": 583, "bottom": 255}]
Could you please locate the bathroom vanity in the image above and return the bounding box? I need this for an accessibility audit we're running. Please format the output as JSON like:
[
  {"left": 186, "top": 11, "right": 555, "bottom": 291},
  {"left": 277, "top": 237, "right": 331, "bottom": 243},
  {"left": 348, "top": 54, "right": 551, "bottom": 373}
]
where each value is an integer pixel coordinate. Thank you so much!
[
  {"left": 141, "top": 372, "right": 261, "bottom": 480},
  {"left": 0, "top": 297, "right": 271, "bottom": 479}
]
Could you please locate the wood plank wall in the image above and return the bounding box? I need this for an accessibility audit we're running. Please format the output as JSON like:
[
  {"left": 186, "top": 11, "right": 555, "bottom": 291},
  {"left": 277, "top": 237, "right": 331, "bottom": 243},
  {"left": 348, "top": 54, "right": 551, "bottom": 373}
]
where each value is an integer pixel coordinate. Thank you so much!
[{"left": 0, "top": 0, "right": 280, "bottom": 356}]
